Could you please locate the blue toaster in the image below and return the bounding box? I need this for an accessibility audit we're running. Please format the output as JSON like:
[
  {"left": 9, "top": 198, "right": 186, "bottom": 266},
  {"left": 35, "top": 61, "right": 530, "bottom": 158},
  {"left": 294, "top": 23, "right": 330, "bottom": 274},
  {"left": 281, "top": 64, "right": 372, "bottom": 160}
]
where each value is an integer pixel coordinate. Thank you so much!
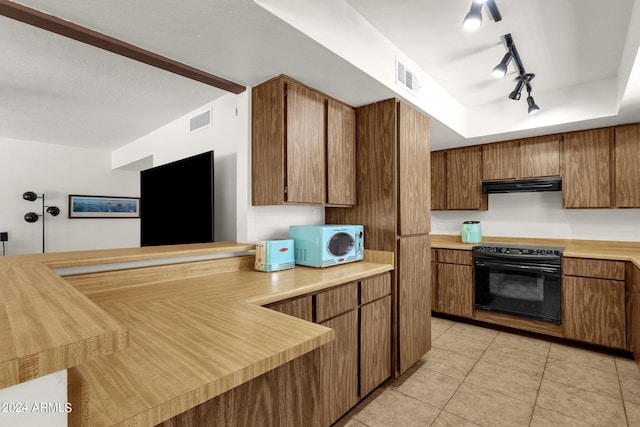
[{"left": 254, "top": 239, "right": 295, "bottom": 272}]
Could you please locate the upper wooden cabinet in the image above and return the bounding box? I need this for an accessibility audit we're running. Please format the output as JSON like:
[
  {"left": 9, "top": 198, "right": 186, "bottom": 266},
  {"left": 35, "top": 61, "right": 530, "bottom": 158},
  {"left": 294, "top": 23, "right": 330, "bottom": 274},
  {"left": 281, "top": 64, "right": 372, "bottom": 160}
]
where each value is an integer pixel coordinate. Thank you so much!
[
  {"left": 327, "top": 99, "right": 357, "bottom": 206},
  {"left": 482, "top": 136, "right": 561, "bottom": 181},
  {"left": 431, "top": 151, "right": 446, "bottom": 210},
  {"left": 251, "top": 76, "right": 356, "bottom": 206},
  {"left": 614, "top": 124, "right": 640, "bottom": 208},
  {"left": 562, "top": 128, "right": 614, "bottom": 208},
  {"left": 446, "top": 146, "right": 487, "bottom": 210}
]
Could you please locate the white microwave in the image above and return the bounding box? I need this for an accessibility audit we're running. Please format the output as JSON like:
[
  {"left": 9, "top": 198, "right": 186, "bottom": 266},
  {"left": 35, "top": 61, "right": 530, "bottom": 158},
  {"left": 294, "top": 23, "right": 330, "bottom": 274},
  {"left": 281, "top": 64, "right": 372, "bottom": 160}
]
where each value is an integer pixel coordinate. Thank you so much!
[{"left": 288, "top": 225, "right": 364, "bottom": 268}]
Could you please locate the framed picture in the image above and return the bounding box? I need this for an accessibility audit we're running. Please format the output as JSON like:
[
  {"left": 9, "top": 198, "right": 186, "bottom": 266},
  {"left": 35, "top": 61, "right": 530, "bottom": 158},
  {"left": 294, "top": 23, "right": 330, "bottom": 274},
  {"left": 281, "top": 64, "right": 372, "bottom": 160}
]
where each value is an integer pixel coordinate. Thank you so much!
[{"left": 68, "top": 195, "right": 140, "bottom": 218}]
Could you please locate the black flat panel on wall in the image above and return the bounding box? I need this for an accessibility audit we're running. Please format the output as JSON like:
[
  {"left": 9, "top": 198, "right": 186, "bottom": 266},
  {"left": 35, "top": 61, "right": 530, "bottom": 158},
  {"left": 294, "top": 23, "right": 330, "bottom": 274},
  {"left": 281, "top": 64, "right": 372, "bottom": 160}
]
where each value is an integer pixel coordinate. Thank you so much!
[{"left": 141, "top": 151, "right": 214, "bottom": 246}]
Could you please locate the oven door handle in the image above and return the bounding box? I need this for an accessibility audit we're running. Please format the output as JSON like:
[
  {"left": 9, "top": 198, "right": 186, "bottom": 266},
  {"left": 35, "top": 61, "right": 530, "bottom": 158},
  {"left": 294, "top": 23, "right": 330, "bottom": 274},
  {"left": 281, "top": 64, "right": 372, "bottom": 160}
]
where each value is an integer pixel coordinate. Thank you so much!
[{"left": 475, "top": 261, "right": 559, "bottom": 274}]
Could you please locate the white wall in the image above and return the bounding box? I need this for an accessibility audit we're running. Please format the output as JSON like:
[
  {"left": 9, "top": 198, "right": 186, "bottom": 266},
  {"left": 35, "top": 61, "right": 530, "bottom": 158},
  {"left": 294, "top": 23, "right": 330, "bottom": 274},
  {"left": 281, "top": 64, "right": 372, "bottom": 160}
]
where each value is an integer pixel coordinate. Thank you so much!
[
  {"left": 0, "top": 137, "right": 139, "bottom": 255},
  {"left": 113, "top": 90, "right": 324, "bottom": 245},
  {"left": 432, "top": 192, "right": 640, "bottom": 242}
]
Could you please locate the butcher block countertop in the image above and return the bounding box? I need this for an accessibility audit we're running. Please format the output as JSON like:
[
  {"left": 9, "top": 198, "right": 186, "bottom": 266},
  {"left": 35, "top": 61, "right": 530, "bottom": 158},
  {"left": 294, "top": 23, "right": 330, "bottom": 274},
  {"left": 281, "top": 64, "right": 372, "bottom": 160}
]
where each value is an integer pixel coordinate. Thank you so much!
[
  {"left": 0, "top": 243, "right": 393, "bottom": 426},
  {"left": 431, "top": 234, "right": 640, "bottom": 268}
]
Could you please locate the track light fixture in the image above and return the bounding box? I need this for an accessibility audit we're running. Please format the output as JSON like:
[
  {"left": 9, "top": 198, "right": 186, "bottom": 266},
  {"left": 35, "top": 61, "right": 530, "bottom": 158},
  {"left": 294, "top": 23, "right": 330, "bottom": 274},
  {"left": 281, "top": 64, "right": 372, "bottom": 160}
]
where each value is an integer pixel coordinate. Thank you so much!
[
  {"left": 494, "top": 34, "right": 541, "bottom": 114},
  {"left": 462, "top": 0, "right": 501, "bottom": 31},
  {"left": 22, "top": 191, "right": 60, "bottom": 253}
]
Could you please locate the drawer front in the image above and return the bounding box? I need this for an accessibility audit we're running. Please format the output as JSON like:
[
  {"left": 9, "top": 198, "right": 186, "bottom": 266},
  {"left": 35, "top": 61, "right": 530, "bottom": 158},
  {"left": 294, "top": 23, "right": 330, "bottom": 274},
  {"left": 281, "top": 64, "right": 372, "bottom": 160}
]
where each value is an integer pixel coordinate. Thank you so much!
[
  {"left": 360, "top": 273, "right": 391, "bottom": 305},
  {"left": 431, "top": 249, "right": 438, "bottom": 263},
  {"left": 563, "top": 257, "right": 626, "bottom": 280},
  {"left": 267, "top": 295, "right": 314, "bottom": 321},
  {"left": 437, "top": 249, "right": 473, "bottom": 265},
  {"left": 316, "top": 282, "right": 358, "bottom": 322}
]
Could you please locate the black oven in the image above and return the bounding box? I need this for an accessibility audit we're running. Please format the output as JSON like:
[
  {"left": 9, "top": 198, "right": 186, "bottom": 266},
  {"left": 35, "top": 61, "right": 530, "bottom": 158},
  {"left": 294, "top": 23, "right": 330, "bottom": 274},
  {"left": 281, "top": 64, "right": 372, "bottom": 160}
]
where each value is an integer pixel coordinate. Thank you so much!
[{"left": 474, "top": 243, "right": 564, "bottom": 325}]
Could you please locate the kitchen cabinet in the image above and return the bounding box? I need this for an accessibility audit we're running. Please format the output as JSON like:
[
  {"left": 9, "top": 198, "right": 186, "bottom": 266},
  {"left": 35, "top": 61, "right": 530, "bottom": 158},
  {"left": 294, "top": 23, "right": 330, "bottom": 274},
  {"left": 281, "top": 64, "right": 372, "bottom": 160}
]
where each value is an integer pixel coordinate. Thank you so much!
[
  {"left": 433, "top": 249, "right": 474, "bottom": 318},
  {"left": 562, "top": 128, "right": 614, "bottom": 208},
  {"left": 360, "top": 295, "right": 392, "bottom": 397},
  {"left": 326, "top": 98, "right": 431, "bottom": 376},
  {"left": 614, "top": 124, "right": 640, "bottom": 208},
  {"left": 482, "top": 135, "right": 561, "bottom": 181},
  {"left": 431, "top": 249, "right": 438, "bottom": 312},
  {"left": 431, "top": 151, "right": 446, "bottom": 210},
  {"left": 446, "top": 146, "right": 487, "bottom": 210},
  {"left": 627, "top": 264, "right": 640, "bottom": 366},
  {"left": 327, "top": 99, "right": 357, "bottom": 206},
  {"left": 563, "top": 258, "right": 626, "bottom": 349},
  {"left": 266, "top": 295, "right": 313, "bottom": 321},
  {"left": 251, "top": 75, "right": 356, "bottom": 206}
]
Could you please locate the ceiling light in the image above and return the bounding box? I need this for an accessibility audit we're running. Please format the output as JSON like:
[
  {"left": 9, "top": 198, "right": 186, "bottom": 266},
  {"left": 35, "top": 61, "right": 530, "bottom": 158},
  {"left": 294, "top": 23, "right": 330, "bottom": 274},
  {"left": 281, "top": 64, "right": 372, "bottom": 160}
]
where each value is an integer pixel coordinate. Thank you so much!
[
  {"left": 526, "top": 83, "right": 540, "bottom": 114},
  {"left": 462, "top": 2, "right": 483, "bottom": 31},
  {"left": 509, "top": 80, "right": 525, "bottom": 100},
  {"left": 492, "top": 52, "right": 513, "bottom": 78}
]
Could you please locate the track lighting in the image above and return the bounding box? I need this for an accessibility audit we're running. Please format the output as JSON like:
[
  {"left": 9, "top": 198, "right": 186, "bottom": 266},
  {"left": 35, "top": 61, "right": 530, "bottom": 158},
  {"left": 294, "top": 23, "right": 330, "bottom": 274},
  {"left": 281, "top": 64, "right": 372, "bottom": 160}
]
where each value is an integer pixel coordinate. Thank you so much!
[
  {"left": 492, "top": 52, "right": 513, "bottom": 78},
  {"left": 22, "top": 191, "right": 60, "bottom": 253},
  {"left": 462, "top": 0, "right": 501, "bottom": 31},
  {"left": 509, "top": 80, "right": 525, "bottom": 100},
  {"left": 526, "top": 83, "right": 540, "bottom": 114}
]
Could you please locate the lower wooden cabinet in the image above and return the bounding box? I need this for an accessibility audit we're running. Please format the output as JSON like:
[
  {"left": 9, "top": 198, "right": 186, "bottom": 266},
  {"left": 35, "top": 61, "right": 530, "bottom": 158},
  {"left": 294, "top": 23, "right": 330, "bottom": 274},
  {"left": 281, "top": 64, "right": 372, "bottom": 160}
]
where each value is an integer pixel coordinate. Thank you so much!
[
  {"left": 321, "top": 310, "right": 358, "bottom": 425},
  {"left": 563, "top": 276, "right": 626, "bottom": 349},
  {"left": 360, "top": 295, "right": 392, "bottom": 397},
  {"left": 627, "top": 264, "right": 640, "bottom": 366},
  {"left": 436, "top": 263, "right": 474, "bottom": 318}
]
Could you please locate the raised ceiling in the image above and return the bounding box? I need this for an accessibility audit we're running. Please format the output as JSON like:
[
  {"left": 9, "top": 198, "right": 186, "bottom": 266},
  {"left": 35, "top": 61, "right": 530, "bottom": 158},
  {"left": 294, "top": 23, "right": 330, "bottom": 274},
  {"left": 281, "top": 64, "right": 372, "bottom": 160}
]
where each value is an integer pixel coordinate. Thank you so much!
[{"left": 2, "top": 0, "right": 640, "bottom": 151}]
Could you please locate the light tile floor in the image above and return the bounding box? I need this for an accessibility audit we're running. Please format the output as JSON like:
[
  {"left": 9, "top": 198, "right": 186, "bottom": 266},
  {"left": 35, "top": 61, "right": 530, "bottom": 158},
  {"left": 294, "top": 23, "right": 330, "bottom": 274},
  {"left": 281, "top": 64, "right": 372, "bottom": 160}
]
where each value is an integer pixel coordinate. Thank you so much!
[{"left": 336, "top": 316, "right": 640, "bottom": 427}]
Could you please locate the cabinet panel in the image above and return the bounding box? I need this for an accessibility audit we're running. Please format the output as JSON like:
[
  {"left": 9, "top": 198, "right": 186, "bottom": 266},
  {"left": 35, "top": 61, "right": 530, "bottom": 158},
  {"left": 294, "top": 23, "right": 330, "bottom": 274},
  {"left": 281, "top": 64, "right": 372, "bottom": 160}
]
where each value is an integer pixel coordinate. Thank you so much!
[
  {"left": 562, "top": 128, "right": 613, "bottom": 208},
  {"left": 286, "top": 80, "right": 326, "bottom": 204},
  {"left": 398, "top": 235, "right": 431, "bottom": 374},
  {"left": 266, "top": 295, "right": 313, "bottom": 322},
  {"left": 614, "top": 124, "right": 640, "bottom": 208},
  {"left": 446, "top": 146, "right": 487, "bottom": 210},
  {"left": 563, "top": 258, "right": 626, "bottom": 281},
  {"left": 431, "top": 151, "right": 446, "bottom": 211},
  {"left": 437, "top": 263, "right": 474, "bottom": 318},
  {"left": 398, "top": 101, "right": 430, "bottom": 235},
  {"left": 316, "top": 282, "right": 358, "bottom": 323},
  {"left": 482, "top": 140, "right": 520, "bottom": 180},
  {"left": 627, "top": 265, "right": 640, "bottom": 365},
  {"left": 437, "top": 249, "right": 473, "bottom": 265},
  {"left": 431, "top": 261, "right": 438, "bottom": 312},
  {"left": 360, "top": 295, "right": 391, "bottom": 397},
  {"left": 321, "top": 310, "right": 359, "bottom": 425},
  {"left": 251, "top": 78, "right": 285, "bottom": 205},
  {"left": 327, "top": 100, "right": 357, "bottom": 206},
  {"left": 563, "top": 276, "right": 626, "bottom": 349},
  {"left": 520, "top": 136, "right": 561, "bottom": 178},
  {"left": 360, "top": 273, "right": 391, "bottom": 305}
]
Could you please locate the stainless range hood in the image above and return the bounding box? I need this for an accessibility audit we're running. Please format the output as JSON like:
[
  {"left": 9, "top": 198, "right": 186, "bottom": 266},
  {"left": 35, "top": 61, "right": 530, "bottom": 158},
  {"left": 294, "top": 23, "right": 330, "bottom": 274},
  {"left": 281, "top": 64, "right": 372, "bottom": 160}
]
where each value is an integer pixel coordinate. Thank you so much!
[{"left": 482, "top": 177, "right": 562, "bottom": 194}]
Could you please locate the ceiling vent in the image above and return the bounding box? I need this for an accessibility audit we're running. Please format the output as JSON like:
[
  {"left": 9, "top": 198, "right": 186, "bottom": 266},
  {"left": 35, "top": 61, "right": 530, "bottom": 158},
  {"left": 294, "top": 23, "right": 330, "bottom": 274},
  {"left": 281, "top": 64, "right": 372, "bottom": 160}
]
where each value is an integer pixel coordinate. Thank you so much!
[
  {"left": 395, "top": 57, "right": 420, "bottom": 96},
  {"left": 189, "top": 109, "right": 212, "bottom": 133}
]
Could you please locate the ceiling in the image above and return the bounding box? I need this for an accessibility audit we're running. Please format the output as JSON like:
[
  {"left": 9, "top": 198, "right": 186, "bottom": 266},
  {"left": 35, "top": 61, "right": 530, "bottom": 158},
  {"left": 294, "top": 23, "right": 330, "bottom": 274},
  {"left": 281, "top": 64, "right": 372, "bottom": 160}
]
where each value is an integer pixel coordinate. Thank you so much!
[{"left": 2, "top": 0, "right": 640, "bottom": 151}]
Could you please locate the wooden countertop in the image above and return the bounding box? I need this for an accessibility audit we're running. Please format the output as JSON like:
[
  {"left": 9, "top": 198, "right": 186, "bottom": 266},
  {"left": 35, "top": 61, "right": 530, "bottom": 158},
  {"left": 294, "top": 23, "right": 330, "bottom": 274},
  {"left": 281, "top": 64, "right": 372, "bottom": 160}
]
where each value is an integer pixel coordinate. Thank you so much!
[
  {"left": 0, "top": 243, "right": 393, "bottom": 426},
  {"left": 431, "top": 234, "right": 640, "bottom": 268}
]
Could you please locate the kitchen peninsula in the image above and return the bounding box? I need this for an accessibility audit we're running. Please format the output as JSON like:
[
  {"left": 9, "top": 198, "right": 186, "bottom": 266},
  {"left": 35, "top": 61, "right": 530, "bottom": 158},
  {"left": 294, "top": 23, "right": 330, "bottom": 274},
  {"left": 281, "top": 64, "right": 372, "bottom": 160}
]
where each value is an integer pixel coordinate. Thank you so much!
[{"left": 0, "top": 243, "right": 394, "bottom": 426}]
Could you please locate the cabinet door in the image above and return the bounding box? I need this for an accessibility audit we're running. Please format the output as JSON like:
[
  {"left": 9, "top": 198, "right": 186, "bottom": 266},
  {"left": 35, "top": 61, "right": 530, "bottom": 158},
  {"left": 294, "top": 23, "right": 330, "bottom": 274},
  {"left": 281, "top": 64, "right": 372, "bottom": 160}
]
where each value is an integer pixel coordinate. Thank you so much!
[
  {"left": 614, "top": 124, "right": 640, "bottom": 208},
  {"left": 563, "top": 276, "right": 626, "bottom": 349},
  {"left": 398, "top": 101, "right": 430, "bottom": 235},
  {"left": 520, "top": 135, "right": 561, "bottom": 178},
  {"left": 437, "top": 263, "right": 474, "bottom": 318},
  {"left": 482, "top": 140, "right": 520, "bottom": 180},
  {"left": 327, "top": 100, "right": 357, "bottom": 206},
  {"left": 431, "top": 151, "right": 446, "bottom": 211},
  {"left": 446, "top": 146, "right": 487, "bottom": 210},
  {"left": 286, "top": 80, "right": 326, "bottom": 204},
  {"left": 626, "top": 265, "right": 640, "bottom": 363},
  {"left": 321, "top": 310, "right": 359, "bottom": 425},
  {"left": 397, "top": 235, "right": 430, "bottom": 374},
  {"left": 431, "top": 260, "right": 438, "bottom": 312},
  {"left": 360, "top": 295, "right": 391, "bottom": 397},
  {"left": 562, "top": 128, "right": 613, "bottom": 208}
]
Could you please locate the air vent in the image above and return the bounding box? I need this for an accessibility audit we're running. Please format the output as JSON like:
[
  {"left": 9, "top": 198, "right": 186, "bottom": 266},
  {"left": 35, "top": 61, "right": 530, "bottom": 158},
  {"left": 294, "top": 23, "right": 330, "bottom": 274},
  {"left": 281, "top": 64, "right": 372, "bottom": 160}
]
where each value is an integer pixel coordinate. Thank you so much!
[
  {"left": 395, "top": 57, "right": 420, "bottom": 96},
  {"left": 189, "top": 109, "right": 212, "bottom": 133}
]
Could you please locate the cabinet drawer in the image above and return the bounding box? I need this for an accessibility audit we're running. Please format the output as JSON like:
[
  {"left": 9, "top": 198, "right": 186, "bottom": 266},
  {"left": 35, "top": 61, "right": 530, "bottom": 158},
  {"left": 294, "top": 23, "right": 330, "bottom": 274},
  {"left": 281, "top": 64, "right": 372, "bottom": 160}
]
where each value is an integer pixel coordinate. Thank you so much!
[
  {"left": 316, "top": 282, "right": 358, "bottom": 322},
  {"left": 563, "top": 258, "right": 625, "bottom": 280},
  {"left": 267, "top": 295, "right": 314, "bottom": 321},
  {"left": 431, "top": 249, "right": 438, "bottom": 262},
  {"left": 360, "top": 273, "right": 391, "bottom": 305},
  {"left": 437, "top": 249, "right": 473, "bottom": 265}
]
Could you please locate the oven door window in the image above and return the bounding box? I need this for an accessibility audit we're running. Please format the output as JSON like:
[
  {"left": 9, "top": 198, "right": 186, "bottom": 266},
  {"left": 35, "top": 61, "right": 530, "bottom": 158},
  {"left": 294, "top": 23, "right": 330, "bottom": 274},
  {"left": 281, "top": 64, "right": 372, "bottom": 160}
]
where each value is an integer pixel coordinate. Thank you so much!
[{"left": 475, "top": 261, "right": 561, "bottom": 324}]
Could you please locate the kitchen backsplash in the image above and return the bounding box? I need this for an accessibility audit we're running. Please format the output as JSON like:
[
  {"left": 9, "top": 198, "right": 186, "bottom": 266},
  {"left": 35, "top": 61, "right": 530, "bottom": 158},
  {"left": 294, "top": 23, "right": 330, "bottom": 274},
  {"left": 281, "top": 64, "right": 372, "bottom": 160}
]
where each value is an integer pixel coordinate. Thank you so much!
[{"left": 431, "top": 192, "right": 640, "bottom": 242}]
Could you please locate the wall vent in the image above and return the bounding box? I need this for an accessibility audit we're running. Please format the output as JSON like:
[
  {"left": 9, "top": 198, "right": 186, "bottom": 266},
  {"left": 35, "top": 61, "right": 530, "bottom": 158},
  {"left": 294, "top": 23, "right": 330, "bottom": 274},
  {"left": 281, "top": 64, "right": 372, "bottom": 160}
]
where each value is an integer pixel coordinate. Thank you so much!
[
  {"left": 395, "top": 57, "right": 420, "bottom": 96},
  {"left": 189, "top": 109, "right": 212, "bottom": 133}
]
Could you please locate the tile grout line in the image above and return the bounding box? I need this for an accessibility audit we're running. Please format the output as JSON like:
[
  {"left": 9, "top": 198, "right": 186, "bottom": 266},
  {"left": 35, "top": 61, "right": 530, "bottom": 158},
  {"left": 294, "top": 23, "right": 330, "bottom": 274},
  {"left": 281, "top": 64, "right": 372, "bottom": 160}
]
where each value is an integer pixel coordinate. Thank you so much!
[
  {"left": 614, "top": 358, "right": 631, "bottom": 427},
  {"left": 528, "top": 340, "right": 551, "bottom": 427}
]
